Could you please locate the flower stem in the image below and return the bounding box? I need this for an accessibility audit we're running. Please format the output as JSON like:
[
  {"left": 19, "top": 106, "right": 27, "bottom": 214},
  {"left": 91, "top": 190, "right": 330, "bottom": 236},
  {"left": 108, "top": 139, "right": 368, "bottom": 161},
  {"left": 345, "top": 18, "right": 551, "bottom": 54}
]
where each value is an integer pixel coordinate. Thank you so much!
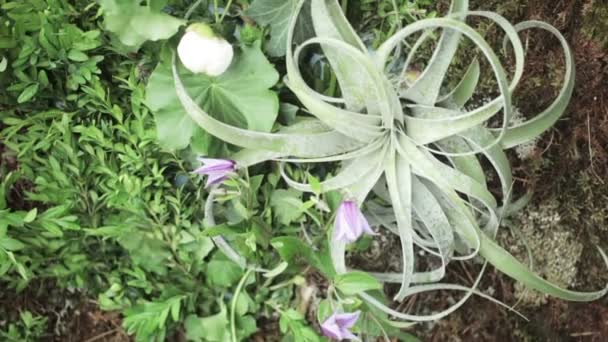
[
  {"left": 185, "top": 0, "right": 205, "bottom": 20},
  {"left": 213, "top": 0, "right": 220, "bottom": 22},
  {"left": 204, "top": 189, "right": 247, "bottom": 268},
  {"left": 230, "top": 268, "right": 253, "bottom": 342},
  {"left": 219, "top": 0, "right": 233, "bottom": 24}
]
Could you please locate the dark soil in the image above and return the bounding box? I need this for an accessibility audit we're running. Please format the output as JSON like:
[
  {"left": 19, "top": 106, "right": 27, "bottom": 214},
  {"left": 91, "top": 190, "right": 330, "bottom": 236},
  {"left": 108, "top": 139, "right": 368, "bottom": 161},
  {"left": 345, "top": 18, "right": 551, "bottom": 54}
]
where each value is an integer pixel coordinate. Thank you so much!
[{"left": 0, "top": 281, "right": 129, "bottom": 342}]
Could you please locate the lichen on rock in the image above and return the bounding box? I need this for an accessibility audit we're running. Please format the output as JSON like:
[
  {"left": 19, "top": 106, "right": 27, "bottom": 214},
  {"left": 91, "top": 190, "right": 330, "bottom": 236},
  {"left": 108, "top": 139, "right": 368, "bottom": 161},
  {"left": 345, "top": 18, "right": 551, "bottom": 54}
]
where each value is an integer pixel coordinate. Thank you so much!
[{"left": 504, "top": 200, "right": 583, "bottom": 306}]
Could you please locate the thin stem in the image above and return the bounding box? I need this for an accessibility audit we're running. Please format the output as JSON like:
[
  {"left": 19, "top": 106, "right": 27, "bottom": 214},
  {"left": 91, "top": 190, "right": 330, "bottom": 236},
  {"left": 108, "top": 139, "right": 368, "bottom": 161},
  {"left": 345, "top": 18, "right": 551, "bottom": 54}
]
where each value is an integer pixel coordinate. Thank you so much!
[
  {"left": 243, "top": 167, "right": 253, "bottom": 217},
  {"left": 213, "top": 0, "right": 220, "bottom": 22},
  {"left": 219, "top": 0, "right": 233, "bottom": 23},
  {"left": 185, "top": 0, "right": 205, "bottom": 20},
  {"left": 204, "top": 189, "right": 248, "bottom": 268},
  {"left": 367, "top": 312, "right": 391, "bottom": 342},
  {"left": 230, "top": 268, "right": 253, "bottom": 342}
]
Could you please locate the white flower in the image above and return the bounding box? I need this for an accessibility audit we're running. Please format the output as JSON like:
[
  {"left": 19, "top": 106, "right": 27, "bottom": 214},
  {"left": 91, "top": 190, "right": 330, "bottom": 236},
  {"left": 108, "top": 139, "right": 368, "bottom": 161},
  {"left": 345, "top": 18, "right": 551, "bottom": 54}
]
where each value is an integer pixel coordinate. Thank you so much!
[{"left": 177, "top": 23, "right": 234, "bottom": 77}]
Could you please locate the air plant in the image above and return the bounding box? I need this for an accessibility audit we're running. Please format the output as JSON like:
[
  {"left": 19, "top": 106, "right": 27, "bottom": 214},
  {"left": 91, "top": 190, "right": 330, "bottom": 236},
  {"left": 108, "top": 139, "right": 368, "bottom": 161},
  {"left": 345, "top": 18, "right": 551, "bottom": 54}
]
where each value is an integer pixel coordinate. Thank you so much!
[{"left": 174, "top": 0, "right": 606, "bottom": 327}]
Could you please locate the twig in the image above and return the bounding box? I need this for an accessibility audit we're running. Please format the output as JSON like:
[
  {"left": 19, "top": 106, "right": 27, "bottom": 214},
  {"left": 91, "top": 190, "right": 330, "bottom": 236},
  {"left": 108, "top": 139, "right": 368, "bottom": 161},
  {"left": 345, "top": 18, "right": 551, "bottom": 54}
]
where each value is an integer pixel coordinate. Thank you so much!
[
  {"left": 83, "top": 328, "right": 120, "bottom": 342},
  {"left": 570, "top": 332, "right": 599, "bottom": 337},
  {"left": 587, "top": 112, "right": 604, "bottom": 184}
]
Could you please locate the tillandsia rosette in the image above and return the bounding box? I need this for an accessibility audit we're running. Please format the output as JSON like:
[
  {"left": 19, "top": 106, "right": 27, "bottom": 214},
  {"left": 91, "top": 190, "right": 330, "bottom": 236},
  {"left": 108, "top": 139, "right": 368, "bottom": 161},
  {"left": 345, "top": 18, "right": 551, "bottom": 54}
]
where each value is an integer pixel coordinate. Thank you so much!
[{"left": 175, "top": 0, "right": 607, "bottom": 327}]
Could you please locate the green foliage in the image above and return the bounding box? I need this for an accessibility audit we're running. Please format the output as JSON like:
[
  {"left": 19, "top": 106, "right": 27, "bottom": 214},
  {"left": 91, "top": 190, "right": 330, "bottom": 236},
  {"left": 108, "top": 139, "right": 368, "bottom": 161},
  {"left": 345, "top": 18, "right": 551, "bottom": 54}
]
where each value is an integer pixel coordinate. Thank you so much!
[
  {"left": 0, "top": 311, "right": 48, "bottom": 342},
  {"left": 247, "top": 0, "right": 313, "bottom": 57},
  {"left": 184, "top": 304, "right": 230, "bottom": 341},
  {"left": 278, "top": 309, "right": 323, "bottom": 342},
  {"left": 0, "top": 0, "right": 104, "bottom": 106},
  {"left": 0, "top": 1, "right": 329, "bottom": 333},
  {"left": 184, "top": 299, "right": 258, "bottom": 342},
  {"left": 0, "top": 1, "right": 323, "bottom": 339},
  {"left": 352, "top": 0, "right": 438, "bottom": 47},
  {"left": 270, "top": 189, "right": 307, "bottom": 225},
  {"left": 122, "top": 295, "right": 184, "bottom": 341}
]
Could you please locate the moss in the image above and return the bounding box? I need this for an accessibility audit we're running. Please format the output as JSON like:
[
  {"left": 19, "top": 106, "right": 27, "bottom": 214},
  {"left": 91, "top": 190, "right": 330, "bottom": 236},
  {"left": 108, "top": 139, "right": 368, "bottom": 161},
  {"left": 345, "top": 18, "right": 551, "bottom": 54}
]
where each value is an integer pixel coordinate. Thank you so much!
[
  {"left": 504, "top": 200, "right": 583, "bottom": 306},
  {"left": 581, "top": 0, "right": 608, "bottom": 47}
]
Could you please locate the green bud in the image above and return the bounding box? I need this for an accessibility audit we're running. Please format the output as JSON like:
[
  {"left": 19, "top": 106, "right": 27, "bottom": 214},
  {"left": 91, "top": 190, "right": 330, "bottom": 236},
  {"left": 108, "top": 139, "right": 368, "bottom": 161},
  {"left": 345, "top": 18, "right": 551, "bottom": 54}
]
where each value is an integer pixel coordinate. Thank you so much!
[
  {"left": 186, "top": 23, "right": 216, "bottom": 39},
  {"left": 239, "top": 24, "right": 263, "bottom": 45}
]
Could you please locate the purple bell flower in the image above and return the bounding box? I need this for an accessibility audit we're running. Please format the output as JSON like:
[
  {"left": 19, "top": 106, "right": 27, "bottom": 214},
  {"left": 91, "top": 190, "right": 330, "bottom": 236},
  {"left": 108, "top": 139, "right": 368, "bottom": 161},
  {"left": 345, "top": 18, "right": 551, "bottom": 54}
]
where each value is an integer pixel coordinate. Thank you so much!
[
  {"left": 320, "top": 311, "right": 361, "bottom": 341},
  {"left": 334, "top": 200, "right": 375, "bottom": 243},
  {"left": 193, "top": 158, "right": 236, "bottom": 187}
]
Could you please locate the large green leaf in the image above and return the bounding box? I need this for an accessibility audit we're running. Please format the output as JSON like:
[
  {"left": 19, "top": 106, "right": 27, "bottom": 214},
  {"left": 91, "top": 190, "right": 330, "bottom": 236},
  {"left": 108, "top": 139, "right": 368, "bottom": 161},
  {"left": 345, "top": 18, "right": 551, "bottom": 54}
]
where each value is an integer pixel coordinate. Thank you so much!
[
  {"left": 270, "top": 189, "right": 306, "bottom": 225},
  {"left": 184, "top": 305, "right": 229, "bottom": 341},
  {"left": 247, "top": 0, "right": 313, "bottom": 57},
  {"left": 146, "top": 43, "right": 280, "bottom": 151},
  {"left": 98, "top": 0, "right": 185, "bottom": 49}
]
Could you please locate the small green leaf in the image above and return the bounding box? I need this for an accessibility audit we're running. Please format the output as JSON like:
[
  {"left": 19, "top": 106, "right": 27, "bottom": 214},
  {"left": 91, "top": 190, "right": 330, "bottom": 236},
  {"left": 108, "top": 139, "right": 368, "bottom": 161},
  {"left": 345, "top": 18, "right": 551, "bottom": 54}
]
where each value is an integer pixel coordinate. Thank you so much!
[
  {"left": 271, "top": 237, "right": 335, "bottom": 277},
  {"left": 202, "top": 223, "right": 245, "bottom": 237},
  {"left": 0, "top": 57, "right": 7, "bottom": 72},
  {"left": 67, "top": 49, "right": 89, "bottom": 61},
  {"left": 279, "top": 102, "right": 299, "bottom": 125},
  {"left": 170, "top": 300, "right": 181, "bottom": 322},
  {"left": 335, "top": 271, "right": 383, "bottom": 295},
  {"left": 6, "top": 251, "right": 28, "bottom": 280},
  {"left": 0, "top": 238, "right": 26, "bottom": 251},
  {"left": 263, "top": 261, "right": 289, "bottom": 278},
  {"left": 235, "top": 292, "right": 250, "bottom": 316},
  {"left": 17, "top": 83, "right": 39, "bottom": 103},
  {"left": 270, "top": 189, "right": 305, "bottom": 225},
  {"left": 307, "top": 174, "right": 322, "bottom": 195},
  {"left": 23, "top": 208, "right": 37, "bottom": 223},
  {"left": 37, "top": 69, "right": 49, "bottom": 87}
]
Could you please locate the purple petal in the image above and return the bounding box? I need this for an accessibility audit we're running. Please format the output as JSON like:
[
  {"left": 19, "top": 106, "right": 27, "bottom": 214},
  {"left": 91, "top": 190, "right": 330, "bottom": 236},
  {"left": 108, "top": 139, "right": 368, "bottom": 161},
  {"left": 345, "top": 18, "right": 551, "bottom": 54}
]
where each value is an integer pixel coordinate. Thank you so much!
[
  {"left": 194, "top": 159, "right": 235, "bottom": 174},
  {"left": 356, "top": 210, "right": 375, "bottom": 236},
  {"left": 197, "top": 157, "right": 234, "bottom": 167},
  {"left": 205, "top": 173, "right": 229, "bottom": 188},
  {"left": 334, "top": 207, "right": 352, "bottom": 243},
  {"left": 193, "top": 165, "right": 229, "bottom": 175},
  {"left": 335, "top": 201, "right": 371, "bottom": 243},
  {"left": 341, "top": 330, "right": 359, "bottom": 341},
  {"left": 334, "top": 311, "right": 360, "bottom": 329},
  {"left": 343, "top": 223, "right": 359, "bottom": 242},
  {"left": 320, "top": 321, "right": 342, "bottom": 340},
  {"left": 193, "top": 158, "right": 236, "bottom": 187},
  {"left": 333, "top": 209, "right": 349, "bottom": 243},
  {"left": 345, "top": 202, "right": 361, "bottom": 234}
]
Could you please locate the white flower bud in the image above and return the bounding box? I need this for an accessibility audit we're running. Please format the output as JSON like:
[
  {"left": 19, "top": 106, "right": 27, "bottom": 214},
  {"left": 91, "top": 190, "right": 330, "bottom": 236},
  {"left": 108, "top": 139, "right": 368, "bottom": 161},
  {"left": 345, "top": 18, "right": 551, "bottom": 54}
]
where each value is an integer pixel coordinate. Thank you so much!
[{"left": 177, "top": 23, "right": 234, "bottom": 77}]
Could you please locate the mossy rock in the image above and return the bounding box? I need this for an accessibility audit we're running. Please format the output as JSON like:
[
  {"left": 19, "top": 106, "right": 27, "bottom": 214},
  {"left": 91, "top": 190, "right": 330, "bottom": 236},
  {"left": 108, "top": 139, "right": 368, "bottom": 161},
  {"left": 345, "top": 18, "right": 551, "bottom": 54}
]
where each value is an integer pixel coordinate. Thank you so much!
[{"left": 581, "top": 0, "right": 608, "bottom": 47}]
